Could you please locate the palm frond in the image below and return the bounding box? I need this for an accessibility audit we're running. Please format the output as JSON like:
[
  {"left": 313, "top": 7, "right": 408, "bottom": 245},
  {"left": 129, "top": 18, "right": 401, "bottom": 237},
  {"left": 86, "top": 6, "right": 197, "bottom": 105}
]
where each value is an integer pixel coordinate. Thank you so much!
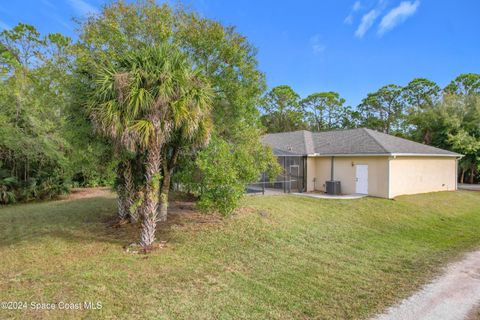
[
  {"left": 129, "top": 119, "right": 155, "bottom": 148},
  {"left": 87, "top": 43, "right": 214, "bottom": 152}
]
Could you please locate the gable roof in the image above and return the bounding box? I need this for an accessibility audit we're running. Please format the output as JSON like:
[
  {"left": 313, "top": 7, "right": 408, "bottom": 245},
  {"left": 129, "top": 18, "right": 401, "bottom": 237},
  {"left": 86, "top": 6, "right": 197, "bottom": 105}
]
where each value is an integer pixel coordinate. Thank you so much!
[{"left": 262, "top": 128, "right": 461, "bottom": 157}]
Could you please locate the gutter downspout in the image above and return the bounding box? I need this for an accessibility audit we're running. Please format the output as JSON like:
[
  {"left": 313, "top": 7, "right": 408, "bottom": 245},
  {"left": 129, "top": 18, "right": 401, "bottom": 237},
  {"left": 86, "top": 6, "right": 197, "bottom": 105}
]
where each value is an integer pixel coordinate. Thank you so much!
[
  {"left": 455, "top": 157, "right": 459, "bottom": 190},
  {"left": 303, "top": 156, "right": 307, "bottom": 193},
  {"left": 387, "top": 156, "right": 392, "bottom": 199},
  {"left": 330, "top": 156, "right": 335, "bottom": 181}
]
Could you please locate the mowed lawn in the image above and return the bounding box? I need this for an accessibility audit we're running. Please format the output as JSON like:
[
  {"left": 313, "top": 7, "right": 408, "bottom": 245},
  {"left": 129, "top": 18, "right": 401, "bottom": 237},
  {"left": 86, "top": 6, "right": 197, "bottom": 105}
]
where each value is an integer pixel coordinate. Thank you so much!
[{"left": 1, "top": 191, "right": 480, "bottom": 319}]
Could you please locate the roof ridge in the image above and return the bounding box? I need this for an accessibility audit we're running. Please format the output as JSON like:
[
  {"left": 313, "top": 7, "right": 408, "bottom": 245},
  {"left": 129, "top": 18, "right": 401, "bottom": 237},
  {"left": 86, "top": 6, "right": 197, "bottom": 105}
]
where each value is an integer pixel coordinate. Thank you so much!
[
  {"left": 312, "top": 127, "right": 363, "bottom": 134},
  {"left": 264, "top": 129, "right": 311, "bottom": 136},
  {"left": 362, "top": 128, "right": 390, "bottom": 154}
]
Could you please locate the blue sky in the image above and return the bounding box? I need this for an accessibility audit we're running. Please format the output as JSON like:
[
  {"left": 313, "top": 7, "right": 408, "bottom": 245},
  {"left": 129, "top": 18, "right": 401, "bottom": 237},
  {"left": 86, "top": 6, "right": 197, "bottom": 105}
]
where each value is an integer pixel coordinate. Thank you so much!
[{"left": 1, "top": 0, "right": 479, "bottom": 106}]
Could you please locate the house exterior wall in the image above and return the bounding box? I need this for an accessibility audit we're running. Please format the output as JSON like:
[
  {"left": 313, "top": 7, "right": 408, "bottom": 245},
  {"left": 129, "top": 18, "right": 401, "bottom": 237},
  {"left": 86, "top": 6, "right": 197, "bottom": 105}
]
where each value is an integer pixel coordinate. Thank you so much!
[
  {"left": 305, "top": 157, "right": 332, "bottom": 192},
  {"left": 306, "top": 157, "right": 317, "bottom": 191},
  {"left": 305, "top": 155, "right": 457, "bottom": 198},
  {"left": 306, "top": 156, "right": 390, "bottom": 198},
  {"left": 388, "top": 157, "right": 457, "bottom": 198}
]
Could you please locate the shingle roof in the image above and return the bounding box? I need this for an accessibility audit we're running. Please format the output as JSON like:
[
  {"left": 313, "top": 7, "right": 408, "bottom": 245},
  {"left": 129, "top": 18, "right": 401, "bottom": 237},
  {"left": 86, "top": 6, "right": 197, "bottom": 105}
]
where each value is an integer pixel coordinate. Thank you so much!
[
  {"left": 261, "top": 130, "right": 315, "bottom": 155},
  {"left": 262, "top": 128, "right": 461, "bottom": 157}
]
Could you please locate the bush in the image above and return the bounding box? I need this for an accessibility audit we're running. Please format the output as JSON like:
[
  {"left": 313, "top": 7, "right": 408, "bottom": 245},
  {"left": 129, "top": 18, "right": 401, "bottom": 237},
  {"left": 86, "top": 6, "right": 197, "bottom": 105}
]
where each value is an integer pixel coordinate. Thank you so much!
[
  {"left": 0, "top": 174, "right": 17, "bottom": 204},
  {"left": 183, "top": 132, "right": 281, "bottom": 216},
  {"left": 195, "top": 137, "right": 245, "bottom": 215}
]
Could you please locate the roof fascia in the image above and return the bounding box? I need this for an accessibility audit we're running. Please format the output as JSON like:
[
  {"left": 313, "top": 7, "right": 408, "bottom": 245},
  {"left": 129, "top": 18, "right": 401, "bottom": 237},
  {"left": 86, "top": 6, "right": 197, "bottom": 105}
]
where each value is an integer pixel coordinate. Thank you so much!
[{"left": 306, "top": 153, "right": 462, "bottom": 158}]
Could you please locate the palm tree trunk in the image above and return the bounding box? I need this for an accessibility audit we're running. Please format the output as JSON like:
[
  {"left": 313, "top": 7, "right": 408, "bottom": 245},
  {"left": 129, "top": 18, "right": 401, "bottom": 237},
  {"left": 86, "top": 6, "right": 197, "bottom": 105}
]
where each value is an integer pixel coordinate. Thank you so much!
[
  {"left": 158, "top": 147, "right": 179, "bottom": 222},
  {"left": 117, "top": 184, "right": 128, "bottom": 220},
  {"left": 123, "top": 160, "right": 137, "bottom": 223},
  {"left": 158, "top": 172, "right": 170, "bottom": 222},
  {"left": 116, "top": 165, "right": 129, "bottom": 221},
  {"left": 139, "top": 141, "right": 161, "bottom": 249}
]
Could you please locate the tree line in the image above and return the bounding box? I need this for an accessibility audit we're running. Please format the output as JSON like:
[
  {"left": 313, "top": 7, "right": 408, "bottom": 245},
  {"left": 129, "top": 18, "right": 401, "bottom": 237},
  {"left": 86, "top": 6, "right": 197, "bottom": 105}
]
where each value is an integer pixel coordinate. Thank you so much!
[
  {"left": 0, "top": 24, "right": 114, "bottom": 204},
  {"left": 261, "top": 75, "right": 480, "bottom": 184}
]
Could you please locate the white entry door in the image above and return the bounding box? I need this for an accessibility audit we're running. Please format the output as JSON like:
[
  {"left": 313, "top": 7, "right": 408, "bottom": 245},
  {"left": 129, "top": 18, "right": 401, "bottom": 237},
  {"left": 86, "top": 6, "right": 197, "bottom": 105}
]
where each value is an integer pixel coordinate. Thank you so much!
[{"left": 355, "top": 165, "right": 369, "bottom": 194}]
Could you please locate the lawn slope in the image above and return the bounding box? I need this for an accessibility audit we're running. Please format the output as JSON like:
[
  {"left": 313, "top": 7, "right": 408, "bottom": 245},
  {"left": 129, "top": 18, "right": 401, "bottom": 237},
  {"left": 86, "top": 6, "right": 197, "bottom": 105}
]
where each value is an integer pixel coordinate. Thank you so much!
[{"left": 0, "top": 191, "right": 480, "bottom": 319}]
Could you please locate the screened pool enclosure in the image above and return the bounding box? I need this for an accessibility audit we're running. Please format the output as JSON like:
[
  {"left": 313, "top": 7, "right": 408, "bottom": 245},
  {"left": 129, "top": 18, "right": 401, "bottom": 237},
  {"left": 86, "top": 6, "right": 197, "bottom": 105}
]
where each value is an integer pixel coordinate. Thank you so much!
[{"left": 246, "top": 155, "right": 307, "bottom": 194}]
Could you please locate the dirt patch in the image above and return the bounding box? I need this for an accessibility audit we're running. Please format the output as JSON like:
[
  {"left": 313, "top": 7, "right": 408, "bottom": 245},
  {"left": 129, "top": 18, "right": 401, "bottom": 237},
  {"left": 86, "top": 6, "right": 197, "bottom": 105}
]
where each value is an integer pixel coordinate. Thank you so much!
[
  {"left": 166, "top": 200, "right": 224, "bottom": 227},
  {"left": 61, "top": 187, "right": 114, "bottom": 201},
  {"left": 104, "top": 198, "right": 225, "bottom": 249}
]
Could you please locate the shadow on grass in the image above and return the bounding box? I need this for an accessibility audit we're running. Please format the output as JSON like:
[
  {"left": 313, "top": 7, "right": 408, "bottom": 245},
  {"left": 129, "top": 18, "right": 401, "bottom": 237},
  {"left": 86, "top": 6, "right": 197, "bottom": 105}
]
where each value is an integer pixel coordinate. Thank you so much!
[
  {"left": 0, "top": 196, "right": 136, "bottom": 247},
  {"left": 0, "top": 195, "right": 223, "bottom": 248}
]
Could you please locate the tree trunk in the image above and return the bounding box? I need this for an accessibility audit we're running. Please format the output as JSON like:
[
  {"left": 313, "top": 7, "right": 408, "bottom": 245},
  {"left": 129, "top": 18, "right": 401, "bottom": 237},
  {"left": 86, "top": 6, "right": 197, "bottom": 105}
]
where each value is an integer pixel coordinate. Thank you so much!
[
  {"left": 123, "top": 160, "right": 137, "bottom": 223},
  {"left": 158, "top": 171, "right": 170, "bottom": 222},
  {"left": 470, "top": 167, "right": 476, "bottom": 184},
  {"left": 460, "top": 169, "right": 465, "bottom": 184},
  {"left": 158, "top": 146, "right": 179, "bottom": 222},
  {"left": 422, "top": 130, "right": 431, "bottom": 145},
  {"left": 116, "top": 182, "right": 128, "bottom": 221},
  {"left": 139, "top": 141, "right": 161, "bottom": 249}
]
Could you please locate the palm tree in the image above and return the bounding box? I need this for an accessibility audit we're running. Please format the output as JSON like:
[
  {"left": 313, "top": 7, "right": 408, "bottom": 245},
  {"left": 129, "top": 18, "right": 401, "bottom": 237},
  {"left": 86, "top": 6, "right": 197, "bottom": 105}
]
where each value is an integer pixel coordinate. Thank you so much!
[
  {"left": 86, "top": 76, "right": 139, "bottom": 223},
  {"left": 85, "top": 84, "right": 135, "bottom": 223},
  {"left": 89, "top": 45, "right": 212, "bottom": 249}
]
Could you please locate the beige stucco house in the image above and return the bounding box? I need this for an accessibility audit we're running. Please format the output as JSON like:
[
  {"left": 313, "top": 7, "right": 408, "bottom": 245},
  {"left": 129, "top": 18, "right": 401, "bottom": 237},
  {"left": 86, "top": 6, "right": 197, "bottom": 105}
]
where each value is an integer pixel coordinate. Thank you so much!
[{"left": 262, "top": 128, "right": 461, "bottom": 199}]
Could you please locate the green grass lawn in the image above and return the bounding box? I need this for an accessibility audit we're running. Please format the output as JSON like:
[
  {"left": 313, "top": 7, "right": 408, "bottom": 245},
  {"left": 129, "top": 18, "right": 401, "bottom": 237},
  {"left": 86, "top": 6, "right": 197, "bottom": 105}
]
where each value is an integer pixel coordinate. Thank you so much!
[{"left": 1, "top": 191, "right": 480, "bottom": 319}]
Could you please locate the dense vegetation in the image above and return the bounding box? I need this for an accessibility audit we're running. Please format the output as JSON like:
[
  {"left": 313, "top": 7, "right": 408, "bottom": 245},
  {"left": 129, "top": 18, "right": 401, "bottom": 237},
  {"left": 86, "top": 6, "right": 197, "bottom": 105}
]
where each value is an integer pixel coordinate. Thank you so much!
[
  {"left": 0, "top": 23, "right": 114, "bottom": 204},
  {"left": 1, "top": 191, "right": 480, "bottom": 319},
  {"left": 261, "top": 75, "right": 480, "bottom": 183}
]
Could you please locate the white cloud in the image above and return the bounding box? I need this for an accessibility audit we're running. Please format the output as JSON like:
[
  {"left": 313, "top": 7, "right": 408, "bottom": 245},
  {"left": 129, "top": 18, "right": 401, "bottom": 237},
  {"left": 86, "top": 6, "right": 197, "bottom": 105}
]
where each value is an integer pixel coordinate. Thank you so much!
[
  {"left": 310, "top": 34, "right": 326, "bottom": 54},
  {"left": 41, "top": 0, "right": 56, "bottom": 9},
  {"left": 378, "top": 1, "right": 420, "bottom": 35},
  {"left": 39, "top": 0, "right": 72, "bottom": 30},
  {"left": 49, "top": 13, "right": 73, "bottom": 30},
  {"left": 344, "top": 1, "right": 362, "bottom": 25},
  {"left": 353, "top": 1, "right": 362, "bottom": 11},
  {"left": 344, "top": 14, "right": 353, "bottom": 25},
  {"left": 0, "top": 20, "right": 10, "bottom": 30},
  {"left": 67, "top": 0, "right": 98, "bottom": 16},
  {"left": 312, "top": 43, "right": 326, "bottom": 54},
  {"left": 355, "top": 9, "right": 380, "bottom": 38}
]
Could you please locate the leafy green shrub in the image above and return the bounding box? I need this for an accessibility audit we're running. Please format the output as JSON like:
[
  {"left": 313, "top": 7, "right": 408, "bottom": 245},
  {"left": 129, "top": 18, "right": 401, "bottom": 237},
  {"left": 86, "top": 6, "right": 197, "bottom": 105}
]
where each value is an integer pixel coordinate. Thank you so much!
[
  {"left": 195, "top": 136, "right": 245, "bottom": 215},
  {"left": 0, "top": 174, "right": 17, "bottom": 205},
  {"left": 182, "top": 132, "right": 281, "bottom": 216}
]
